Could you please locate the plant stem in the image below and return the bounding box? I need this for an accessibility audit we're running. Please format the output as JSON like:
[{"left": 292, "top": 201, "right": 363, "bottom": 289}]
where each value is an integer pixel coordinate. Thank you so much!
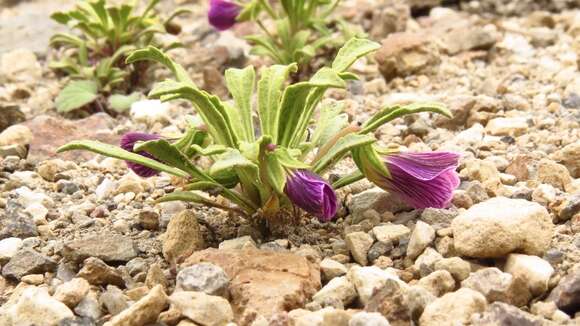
[{"left": 332, "top": 170, "right": 364, "bottom": 189}]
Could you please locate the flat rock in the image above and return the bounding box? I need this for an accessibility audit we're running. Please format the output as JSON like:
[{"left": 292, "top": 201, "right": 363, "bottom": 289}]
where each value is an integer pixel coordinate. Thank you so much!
[
  {"left": 2, "top": 248, "right": 57, "bottom": 280},
  {"left": 183, "top": 248, "right": 320, "bottom": 321},
  {"left": 63, "top": 234, "right": 138, "bottom": 264},
  {"left": 452, "top": 197, "right": 554, "bottom": 258},
  {"left": 104, "top": 285, "right": 168, "bottom": 326}
]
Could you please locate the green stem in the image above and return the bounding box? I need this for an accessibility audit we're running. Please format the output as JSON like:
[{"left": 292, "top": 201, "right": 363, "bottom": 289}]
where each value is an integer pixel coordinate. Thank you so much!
[{"left": 332, "top": 170, "right": 364, "bottom": 189}]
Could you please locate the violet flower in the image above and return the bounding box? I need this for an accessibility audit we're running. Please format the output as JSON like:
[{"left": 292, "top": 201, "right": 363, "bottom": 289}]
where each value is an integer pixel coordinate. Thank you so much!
[
  {"left": 284, "top": 170, "right": 338, "bottom": 222},
  {"left": 378, "top": 152, "right": 460, "bottom": 209},
  {"left": 208, "top": 0, "right": 241, "bottom": 31},
  {"left": 120, "top": 132, "right": 162, "bottom": 178}
]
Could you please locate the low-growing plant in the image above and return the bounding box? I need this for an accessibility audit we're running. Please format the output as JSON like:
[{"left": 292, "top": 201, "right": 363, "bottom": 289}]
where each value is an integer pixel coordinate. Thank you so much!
[
  {"left": 208, "top": 0, "right": 363, "bottom": 68},
  {"left": 58, "top": 38, "right": 460, "bottom": 224},
  {"left": 50, "top": 0, "right": 189, "bottom": 114}
]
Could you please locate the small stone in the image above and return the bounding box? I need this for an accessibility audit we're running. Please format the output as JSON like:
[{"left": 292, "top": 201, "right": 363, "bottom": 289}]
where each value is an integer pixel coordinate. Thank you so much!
[
  {"left": 407, "top": 221, "right": 435, "bottom": 259},
  {"left": 9, "top": 286, "right": 74, "bottom": 325},
  {"left": 485, "top": 117, "right": 529, "bottom": 136},
  {"left": 364, "top": 278, "right": 410, "bottom": 325},
  {"left": 21, "top": 274, "right": 44, "bottom": 285},
  {"left": 0, "top": 124, "right": 33, "bottom": 147},
  {"left": 0, "top": 237, "right": 22, "bottom": 264},
  {"left": 320, "top": 258, "right": 347, "bottom": 282},
  {"left": 372, "top": 224, "right": 410, "bottom": 244},
  {"left": 345, "top": 231, "right": 374, "bottom": 266},
  {"left": 170, "top": 291, "right": 234, "bottom": 326},
  {"left": 349, "top": 312, "right": 390, "bottom": 326},
  {"left": 63, "top": 234, "right": 139, "bottom": 263},
  {"left": 313, "top": 275, "right": 357, "bottom": 307},
  {"left": 419, "top": 288, "right": 487, "bottom": 326},
  {"left": 74, "top": 292, "right": 102, "bottom": 321},
  {"left": 417, "top": 270, "right": 456, "bottom": 297},
  {"left": 553, "top": 142, "right": 580, "bottom": 178},
  {"left": 2, "top": 248, "right": 57, "bottom": 280},
  {"left": 116, "top": 175, "right": 145, "bottom": 194},
  {"left": 54, "top": 278, "right": 90, "bottom": 308},
  {"left": 532, "top": 184, "right": 557, "bottom": 206},
  {"left": 104, "top": 285, "right": 168, "bottom": 326},
  {"left": 176, "top": 263, "right": 229, "bottom": 297},
  {"left": 434, "top": 257, "right": 471, "bottom": 282},
  {"left": 348, "top": 266, "right": 401, "bottom": 305},
  {"left": 405, "top": 285, "right": 436, "bottom": 321},
  {"left": 163, "top": 210, "right": 205, "bottom": 263},
  {"left": 99, "top": 286, "right": 129, "bottom": 315},
  {"left": 218, "top": 235, "right": 256, "bottom": 250},
  {"left": 419, "top": 208, "right": 458, "bottom": 230},
  {"left": 414, "top": 247, "right": 443, "bottom": 277},
  {"left": 472, "top": 302, "right": 550, "bottom": 325},
  {"left": 349, "top": 188, "right": 411, "bottom": 221},
  {"left": 461, "top": 267, "right": 532, "bottom": 306},
  {"left": 145, "top": 263, "right": 167, "bottom": 290},
  {"left": 130, "top": 100, "right": 170, "bottom": 125},
  {"left": 0, "top": 104, "right": 25, "bottom": 133},
  {"left": 452, "top": 197, "right": 554, "bottom": 258},
  {"left": 504, "top": 254, "right": 554, "bottom": 296},
  {"left": 367, "top": 241, "right": 394, "bottom": 263},
  {"left": 547, "top": 265, "right": 580, "bottom": 314},
  {"left": 0, "top": 49, "right": 42, "bottom": 82},
  {"left": 138, "top": 210, "right": 160, "bottom": 230},
  {"left": 77, "top": 257, "right": 124, "bottom": 287},
  {"left": 95, "top": 178, "right": 115, "bottom": 201},
  {"left": 537, "top": 159, "right": 573, "bottom": 192},
  {"left": 442, "top": 25, "right": 497, "bottom": 54}
]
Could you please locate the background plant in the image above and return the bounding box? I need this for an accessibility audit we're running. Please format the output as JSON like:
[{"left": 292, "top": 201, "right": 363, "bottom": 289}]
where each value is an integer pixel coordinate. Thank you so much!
[
  {"left": 58, "top": 38, "right": 453, "bottom": 224},
  {"left": 50, "top": 0, "right": 188, "bottom": 114},
  {"left": 211, "top": 0, "right": 364, "bottom": 68}
]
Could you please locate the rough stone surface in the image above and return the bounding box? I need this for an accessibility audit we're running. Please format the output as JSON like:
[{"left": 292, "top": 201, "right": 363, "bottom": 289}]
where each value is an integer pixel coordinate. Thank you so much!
[
  {"left": 184, "top": 248, "right": 320, "bottom": 321},
  {"left": 7, "top": 286, "right": 74, "bottom": 325},
  {"left": 163, "top": 210, "right": 205, "bottom": 263},
  {"left": 312, "top": 276, "right": 357, "bottom": 307},
  {"left": 472, "top": 302, "right": 549, "bottom": 326},
  {"left": 406, "top": 221, "right": 435, "bottom": 259},
  {"left": 345, "top": 231, "right": 374, "bottom": 266},
  {"left": 434, "top": 257, "right": 471, "bottom": 282},
  {"left": 504, "top": 254, "right": 554, "bottom": 296},
  {"left": 63, "top": 234, "right": 138, "bottom": 264},
  {"left": 547, "top": 265, "right": 580, "bottom": 314},
  {"left": 176, "top": 263, "right": 229, "bottom": 297},
  {"left": 77, "top": 257, "right": 125, "bottom": 287},
  {"left": 2, "top": 248, "right": 57, "bottom": 280},
  {"left": 170, "top": 291, "right": 233, "bottom": 326},
  {"left": 419, "top": 288, "right": 487, "bottom": 326},
  {"left": 349, "top": 266, "right": 402, "bottom": 305},
  {"left": 416, "top": 270, "right": 456, "bottom": 297},
  {"left": 461, "top": 267, "right": 532, "bottom": 306},
  {"left": 364, "top": 278, "right": 410, "bottom": 325},
  {"left": 372, "top": 224, "right": 410, "bottom": 244},
  {"left": 104, "top": 285, "right": 168, "bottom": 326},
  {"left": 54, "top": 278, "right": 90, "bottom": 308},
  {"left": 452, "top": 197, "right": 554, "bottom": 258},
  {"left": 320, "top": 258, "right": 347, "bottom": 281}
]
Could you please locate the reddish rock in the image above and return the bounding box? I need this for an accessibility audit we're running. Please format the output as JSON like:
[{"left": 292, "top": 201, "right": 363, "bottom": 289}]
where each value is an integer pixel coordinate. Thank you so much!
[
  {"left": 184, "top": 248, "right": 321, "bottom": 324},
  {"left": 22, "top": 113, "right": 118, "bottom": 162}
]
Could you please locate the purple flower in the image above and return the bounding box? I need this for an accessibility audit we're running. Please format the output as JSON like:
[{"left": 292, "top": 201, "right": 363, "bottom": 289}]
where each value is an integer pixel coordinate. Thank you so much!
[
  {"left": 380, "top": 152, "right": 460, "bottom": 209},
  {"left": 120, "top": 132, "right": 162, "bottom": 178},
  {"left": 284, "top": 170, "right": 338, "bottom": 222},
  {"left": 208, "top": 0, "right": 241, "bottom": 31}
]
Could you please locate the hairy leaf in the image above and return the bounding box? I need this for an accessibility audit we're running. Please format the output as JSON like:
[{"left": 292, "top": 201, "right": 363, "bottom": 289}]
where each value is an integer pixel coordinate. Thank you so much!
[{"left": 55, "top": 80, "right": 99, "bottom": 113}]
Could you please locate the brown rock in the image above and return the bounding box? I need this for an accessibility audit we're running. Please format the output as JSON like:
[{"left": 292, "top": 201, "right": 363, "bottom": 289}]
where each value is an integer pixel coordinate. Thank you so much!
[
  {"left": 184, "top": 248, "right": 321, "bottom": 322},
  {"left": 162, "top": 210, "right": 205, "bottom": 263},
  {"left": 365, "top": 279, "right": 411, "bottom": 326},
  {"left": 77, "top": 257, "right": 125, "bottom": 287},
  {"left": 0, "top": 104, "right": 25, "bottom": 132},
  {"left": 104, "top": 285, "right": 168, "bottom": 326}
]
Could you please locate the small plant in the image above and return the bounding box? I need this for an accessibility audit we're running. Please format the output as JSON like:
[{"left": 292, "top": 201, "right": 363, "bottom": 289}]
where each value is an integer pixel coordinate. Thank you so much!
[
  {"left": 208, "top": 0, "right": 363, "bottom": 68},
  {"left": 58, "top": 38, "right": 459, "bottom": 223},
  {"left": 50, "top": 0, "right": 188, "bottom": 114}
]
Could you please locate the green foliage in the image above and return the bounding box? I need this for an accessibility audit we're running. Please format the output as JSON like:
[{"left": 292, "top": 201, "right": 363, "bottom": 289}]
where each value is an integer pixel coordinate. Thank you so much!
[
  {"left": 239, "top": 0, "right": 365, "bottom": 67},
  {"left": 50, "top": 0, "right": 188, "bottom": 113},
  {"left": 58, "top": 38, "right": 452, "bottom": 218}
]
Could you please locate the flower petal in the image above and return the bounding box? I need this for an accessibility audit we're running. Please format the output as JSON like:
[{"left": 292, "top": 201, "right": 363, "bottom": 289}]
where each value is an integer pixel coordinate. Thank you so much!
[
  {"left": 386, "top": 152, "right": 461, "bottom": 180},
  {"left": 208, "top": 0, "right": 240, "bottom": 31},
  {"left": 284, "top": 170, "right": 338, "bottom": 221},
  {"left": 120, "top": 132, "right": 162, "bottom": 178}
]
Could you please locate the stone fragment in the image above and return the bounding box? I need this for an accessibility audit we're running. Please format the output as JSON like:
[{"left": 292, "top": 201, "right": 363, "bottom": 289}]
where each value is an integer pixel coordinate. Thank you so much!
[
  {"left": 218, "top": 235, "right": 256, "bottom": 250},
  {"left": 104, "top": 285, "right": 168, "bottom": 326},
  {"left": 320, "top": 258, "right": 347, "bottom": 282},
  {"left": 312, "top": 276, "right": 357, "bottom": 307},
  {"left": 452, "top": 197, "right": 554, "bottom": 258},
  {"left": 345, "top": 231, "right": 374, "bottom": 266},
  {"left": 145, "top": 263, "right": 167, "bottom": 290},
  {"left": 54, "top": 278, "right": 90, "bottom": 308},
  {"left": 441, "top": 25, "right": 497, "bottom": 54},
  {"left": 184, "top": 248, "right": 320, "bottom": 320},
  {"left": 537, "top": 158, "right": 573, "bottom": 192},
  {"left": 0, "top": 237, "right": 22, "bottom": 264},
  {"left": 63, "top": 234, "right": 138, "bottom": 263},
  {"left": 130, "top": 100, "right": 170, "bottom": 125},
  {"left": 472, "top": 302, "right": 550, "bottom": 326},
  {"left": 406, "top": 221, "right": 435, "bottom": 259},
  {"left": 0, "top": 104, "right": 25, "bottom": 133},
  {"left": 348, "top": 266, "right": 401, "bottom": 305},
  {"left": 417, "top": 270, "right": 456, "bottom": 297},
  {"left": 405, "top": 285, "right": 436, "bottom": 322},
  {"left": 138, "top": 210, "right": 160, "bottom": 230},
  {"left": 504, "top": 254, "right": 554, "bottom": 296},
  {"left": 364, "top": 278, "right": 410, "bottom": 325},
  {"left": 375, "top": 32, "right": 440, "bottom": 81},
  {"left": 414, "top": 247, "right": 443, "bottom": 277},
  {"left": 419, "top": 288, "right": 487, "bottom": 326},
  {"left": 99, "top": 286, "right": 129, "bottom": 315},
  {"left": 349, "top": 187, "right": 411, "bottom": 220},
  {"left": 552, "top": 141, "right": 580, "bottom": 178},
  {"left": 547, "top": 265, "right": 580, "bottom": 314},
  {"left": 0, "top": 125, "right": 32, "bottom": 147},
  {"left": 461, "top": 267, "right": 532, "bottom": 306},
  {"left": 0, "top": 49, "right": 42, "bottom": 83},
  {"left": 8, "top": 286, "right": 74, "bottom": 326},
  {"left": 2, "top": 248, "right": 57, "bottom": 280},
  {"left": 349, "top": 311, "right": 390, "bottom": 326},
  {"left": 176, "top": 263, "right": 229, "bottom": 297},
  {"left": 162, "top": 210, "right": 205, "bottom": 263},
  {"left": 434, "top": 257, "right": 471, "bottom": 282},
  {"left": 372, "top": 224, "right": 410, "bottom": 244},
  {"left": 419, "top": 208, "right": 458, "bottom": 230},
  {"left": 77, "top": 257, "right": 124, "bottom": 287},
  {"left": 170, "top": 291, "right": 233, "bottom": 326}
]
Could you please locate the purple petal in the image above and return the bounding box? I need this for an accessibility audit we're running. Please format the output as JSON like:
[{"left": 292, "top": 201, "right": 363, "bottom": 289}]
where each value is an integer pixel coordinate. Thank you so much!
[
  {"left": 120, "top": 132, "right": 162, "bottom": 178},
  {"left": 382, "top": 152, "right": 460, "bottom": 209},
  {"left": 208, "top": 0, "right": 240, "bottom": 31},
  {"left": 284, "top": 170, "right": 338, "bottom": 221}
]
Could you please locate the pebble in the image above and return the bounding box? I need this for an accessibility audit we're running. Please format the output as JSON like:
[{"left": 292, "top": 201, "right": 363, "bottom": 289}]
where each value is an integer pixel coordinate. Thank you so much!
[
  {"left": 0, "top": 48, "right": 42, "bottom": 82},
  {"left": 8, "top": 286, "right": 74, "bottom": 325},
  {"left": 372, "top": 224, "right": 410, "bottom": 244},
  {"left": 0, "top": 124, "right": 33, "bottom": 146},
  {"left": 54, "top": 278, "right": 90, "bottom": 308},
  {"left": 433, "top": 257, "right": 471, "bottom": 282},
  {"left": 170, "top": 291, "right": 234, "bottom": 326},
  {"left": 452, "top": 197, "right": 554, "bottom": 258},
  {"left": 138, "top": 210, "right": 160, "bottom": 230},
  {"left": 74, "top": 292, "right": 102, "bottom": 321},
  {"left": 345, "top": 231, "right": 374, "bottom": 266},
  {"left": 547, "top": 264, "right": 580, "bottom": 314},
  {"left": 312, "top": 276, "right": 357, "bottom": 307},
  {"left": 0, "top": 237, "right": 23, "bottom": 264},
  {"left": 417, "top": 270, "right": 456, "bottom": 297},
  {"left": 406, "top": 221, "right": 435, "bottom": 259},
  {"left": 419, "top": 288, "right": 487, "bottom": 326},
  {"left": 163, "top": 210, "right": 205, "bottom": 262},
  {"left": 348, "top": 266, "right": 401, "bottom": 305},
  {"left": 349, "top": 312, "right": 390, "bottom": 326},
  {"left": 176, "top": 263, "right": 229, "bottom": 297},
  {"left": 104, "top": 285, "right": 168, "bottom": 326},
  {"left": 2, "top": 248, "right": 57, "bottom": 280},
  {"left": 63, "top": 234, "right": 139, "bottom": 263},
  {"left": 77, "top": 257, "right": 125, "bottom": 287},
  {"left": 320, "top": 258, "right": 348, "bottom": 281},
  {"left": 472, "top": 302, "right": 550, "bottom": 325},
  {"left": 504, "top": 254, "right": 554, "bottom": 296},
  {"left": 99, "top": 286, "right": 129, "bottom": 315},
  {"left": 130, "top": 100, "right": 171, "bottom": 125},
  {"left": 414, "top": 248, "right": 443, "bottom": 277},
  {"left": 218, "top": 235, "right": 256, "bottom": 250},
  {"left": 461, "top": 267, "right": 531, "bottom": 306}
]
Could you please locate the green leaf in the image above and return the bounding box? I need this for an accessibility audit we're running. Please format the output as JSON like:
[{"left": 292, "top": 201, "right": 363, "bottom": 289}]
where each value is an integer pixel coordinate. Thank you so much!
[
  {"left": 210, "top": 150, "right": 259, "bottom": 177},
  {"left": 55, "top": 80, "right": 99, "bottom": 113},
  {"left": 360, "top": 102, "right": 453, "bottom": 134},
  {"left": 190, "top": 144, "right": 227, "bottom": 156},
  {"left": 108, "top": 92, "right": 140, "bottom": 113},
  {"left": 257, "top": 63, "right": 298, "bottom": 140},
  {"left": 56, "top": 140, "right": 188, "bottom": 177},
  {"left": 310, "top": 102, "right": 349, "bottom": 147},
  {"left": 51, "top": 12, "right": 72, "bottom": 24},
  {"left": 156, "top": 190, "right": 218, "bottom": 206},
  {"left": 265, "top": 153, "right": 286, "bottom": 194},
  {"left": 312, "top": 133, "right": 376, "bottom": 174},
  {"left": 331, "top": 38, "right": 381, "bottom": 73},
  {"left": 126, "top": 46, "right": 193, "bottom": 85},
  {"left": 50, "top": 33, "right": 84, "bottom": 47},
  {"left": 225, "top": 66, "right": 256, "bottom": 142},
  {"left": 274, "top": 147, "right": 309, "bottom": 169}
]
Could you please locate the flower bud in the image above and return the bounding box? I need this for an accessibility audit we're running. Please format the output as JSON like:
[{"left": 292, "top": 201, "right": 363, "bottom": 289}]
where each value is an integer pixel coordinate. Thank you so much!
[
  {"left": 284, "top": 170, "right": 338, "bottom": 222},
  {"left": 208, "top": 0, "right": 241, "bottom": 31},
  {"left": 120, "top": 132, "right": 162, "bottom": 177}
]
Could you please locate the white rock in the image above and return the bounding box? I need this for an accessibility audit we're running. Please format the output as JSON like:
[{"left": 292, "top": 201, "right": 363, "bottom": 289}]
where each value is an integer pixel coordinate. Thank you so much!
[
  {"left": 452, "top": 197, "right": 554, "bottom": 258},
  {"left": 0, "top": 125, "right": 33, "bottom": 147},
  {"left": 14, "top": 186, "right": 53, "bottom": 207},
  {"left": 531, "top": 184, "right": 557, "bottom": 206},
  {"left": 0, "top": 49, "right": 42, "bottom": 83},
  {"left": 24, "top": 203, "right": 48, "bottom": 224},
  {"left": 54, "top": 278, "right": 90, "bottom": 308},
  {"left": 96, "top": 178, "right": 116, "bottom": 201},
  {"left": 218, "top": 236, "right": 256, "bottom": 250},
  {"left": 345, "top": 231, "right": 374, "bottom": 266},
  {"left": 419, "top": 288, "right": 487, "bottom": 326},
  {"left": 461, "top": 267, "right": 531, "bottom": 306},
  {"left": 0, "top": 237, "right": 23, "bottom": 262},
  {"left": 504, "top": 254, "right": 554, "bottom": 296},
  {"left": 349, "top": 312, "right": 390, "bottom": 326},
  {"left": 417, "top": 270, "right": 456, "bottom": 297},
  {"left": 8, "top": 287, "right": 74, "bottom": 326},
  {"left": 485, "top": 117, "right": 529, "bottom": 136},
  {"left": 312, "top": 276, "right": 357, "bottom": 307},
  {"left": 170, "top": 291, "right": 233, "bottom": 326},
  {"left": 372, "top": 224, "right": 410, "bottom": 244},
  {"left": 452, "top": 123, "right": 485, "bottom": 147},
  {"left": 407, "top": 221, "right": 435, "bottom": 259},
  {"left": 130, "top": 100, "right": 170, "bottom": 125},
  {"left": 348, "top": 266, "right": 402, "bottom": 305},
  {"left": 434, "top": 257, "right": 471, "bottom": 281},
  {"left": 320, "top": 258, "right": 347, "bottom": 281},
  {"left": 176, "top": 263, "right": 229, "bottom": 297}
]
